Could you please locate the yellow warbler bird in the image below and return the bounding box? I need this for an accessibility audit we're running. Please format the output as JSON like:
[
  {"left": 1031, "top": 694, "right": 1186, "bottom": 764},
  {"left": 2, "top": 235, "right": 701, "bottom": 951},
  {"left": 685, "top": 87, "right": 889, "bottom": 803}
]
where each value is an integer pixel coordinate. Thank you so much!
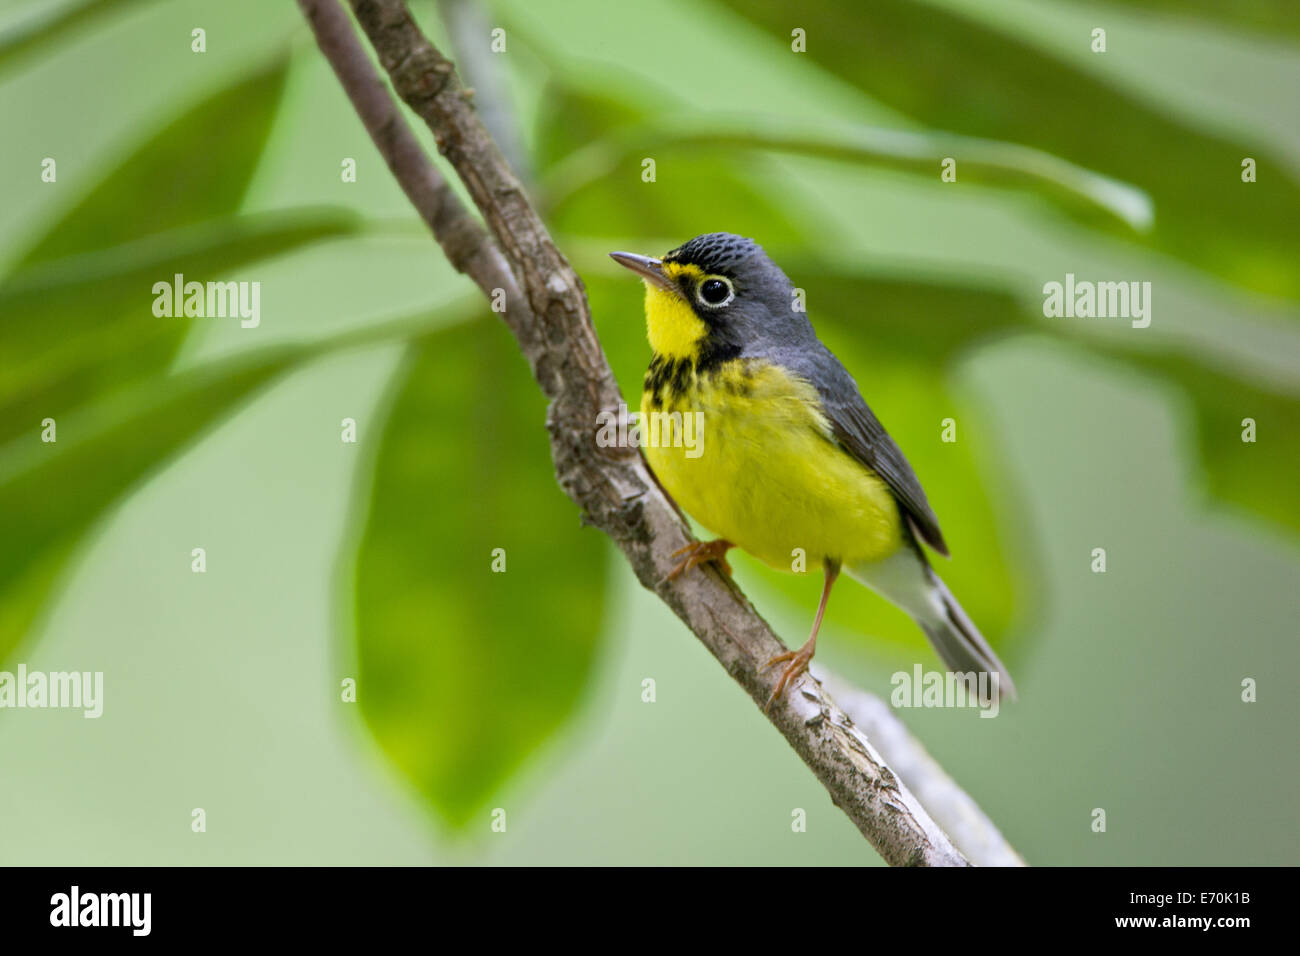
[{"left": 610, "top": 233, "right": 1015, "bottom": 706}]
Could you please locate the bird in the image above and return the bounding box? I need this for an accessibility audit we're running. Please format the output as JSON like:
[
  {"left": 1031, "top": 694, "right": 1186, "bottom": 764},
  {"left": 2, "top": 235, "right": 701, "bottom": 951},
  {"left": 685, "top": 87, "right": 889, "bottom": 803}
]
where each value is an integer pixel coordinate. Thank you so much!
[{"left": 609, "top": 233, "right": 1015, "bottom": 707}]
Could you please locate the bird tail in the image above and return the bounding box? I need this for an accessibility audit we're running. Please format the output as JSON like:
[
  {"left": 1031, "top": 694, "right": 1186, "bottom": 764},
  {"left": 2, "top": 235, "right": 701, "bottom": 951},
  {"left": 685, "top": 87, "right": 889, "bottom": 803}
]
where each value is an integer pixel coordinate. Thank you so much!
[{"left": 846, "top": 545, "right": 1016, "bottom": 702}]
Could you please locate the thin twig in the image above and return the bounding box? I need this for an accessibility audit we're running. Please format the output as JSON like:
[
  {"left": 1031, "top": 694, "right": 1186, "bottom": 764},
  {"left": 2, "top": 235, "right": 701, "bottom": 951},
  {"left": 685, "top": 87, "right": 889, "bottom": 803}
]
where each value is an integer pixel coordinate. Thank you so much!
[
  {"left": 436, "top": 0, "right": 532, "bottom": 182},
  {"left": 822, "top": 673, "right": 1025, "bottom": 866},
  {"left": 298, "top": 0, "right": 515, "bottom": 301},
  {"left": 301, "top": 0, "right": 1024, "bottom": 866}
]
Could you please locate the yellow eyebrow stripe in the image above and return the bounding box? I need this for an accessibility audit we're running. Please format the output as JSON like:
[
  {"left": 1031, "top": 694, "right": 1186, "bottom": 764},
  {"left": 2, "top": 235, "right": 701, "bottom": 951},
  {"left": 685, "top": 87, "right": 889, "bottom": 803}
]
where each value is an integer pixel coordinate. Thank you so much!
[{"left": 662, "top": 261, "right": 705, "bottom": 282}]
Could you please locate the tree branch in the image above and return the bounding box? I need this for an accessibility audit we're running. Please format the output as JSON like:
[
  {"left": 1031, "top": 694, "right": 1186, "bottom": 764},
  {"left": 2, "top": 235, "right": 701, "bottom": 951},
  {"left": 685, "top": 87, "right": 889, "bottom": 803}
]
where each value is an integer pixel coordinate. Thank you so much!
[
  {"left": 298, "top": 0, "right": 515, "bottom": 301},
  {"left": 435, "top": 0, "right": 532, "bottom": 183},
  {"left": 301, "top": 0, "right": 1023, "bottom": 866},
  {"left": 822, "top": 674, "right": 1024, "bottom": 867}
]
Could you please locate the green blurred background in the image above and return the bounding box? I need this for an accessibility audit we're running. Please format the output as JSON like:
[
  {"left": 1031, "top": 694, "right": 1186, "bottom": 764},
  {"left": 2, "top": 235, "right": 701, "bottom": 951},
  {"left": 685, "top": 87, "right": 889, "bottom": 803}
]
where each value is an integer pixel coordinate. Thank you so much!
[{"left": 0, "top": 0, "right": 1297, "bottom": 865}]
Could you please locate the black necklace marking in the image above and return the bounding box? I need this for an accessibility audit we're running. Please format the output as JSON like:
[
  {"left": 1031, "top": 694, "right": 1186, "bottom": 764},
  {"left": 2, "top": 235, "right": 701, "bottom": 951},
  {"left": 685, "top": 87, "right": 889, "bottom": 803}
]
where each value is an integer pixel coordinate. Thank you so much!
[{"left": 644, "top": 355, "right": 694, "bottom": 408}]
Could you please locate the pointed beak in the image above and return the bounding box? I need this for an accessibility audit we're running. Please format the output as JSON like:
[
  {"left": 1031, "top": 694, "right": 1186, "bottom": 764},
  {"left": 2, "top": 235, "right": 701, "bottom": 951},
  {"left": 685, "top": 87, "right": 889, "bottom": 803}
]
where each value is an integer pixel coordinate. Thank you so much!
[{"left": 609, "top": 251, "right": 677, "bottom": 294}]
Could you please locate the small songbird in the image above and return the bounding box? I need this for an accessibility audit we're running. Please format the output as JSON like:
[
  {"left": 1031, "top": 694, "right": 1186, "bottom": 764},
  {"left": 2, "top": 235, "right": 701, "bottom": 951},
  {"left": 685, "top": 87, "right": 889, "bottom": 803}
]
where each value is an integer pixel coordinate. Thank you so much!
[{"left": 610, "top": 233, "right": 1015, "bottom": 706}]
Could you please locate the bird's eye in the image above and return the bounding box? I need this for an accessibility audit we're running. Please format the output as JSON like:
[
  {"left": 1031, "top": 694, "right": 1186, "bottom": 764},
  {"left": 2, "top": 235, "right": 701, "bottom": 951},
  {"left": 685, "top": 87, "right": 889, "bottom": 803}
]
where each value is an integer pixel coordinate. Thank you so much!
[{"left": 697, "top": 277, "right": 734, "bottom": 307}]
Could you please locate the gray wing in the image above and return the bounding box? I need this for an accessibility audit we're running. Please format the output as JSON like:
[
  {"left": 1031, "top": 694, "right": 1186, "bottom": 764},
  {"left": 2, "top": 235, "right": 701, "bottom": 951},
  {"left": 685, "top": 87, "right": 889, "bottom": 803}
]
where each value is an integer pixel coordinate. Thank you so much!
[{"left": 775, "top": 342, "right": 949, "bottom": 556}]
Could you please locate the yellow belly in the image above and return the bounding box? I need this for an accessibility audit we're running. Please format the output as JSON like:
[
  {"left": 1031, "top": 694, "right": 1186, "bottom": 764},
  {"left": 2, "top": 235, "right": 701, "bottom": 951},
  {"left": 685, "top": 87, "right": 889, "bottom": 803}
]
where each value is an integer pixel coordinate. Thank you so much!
[{"left": 641, "top": 359, "right": 903, "bottom": 571}]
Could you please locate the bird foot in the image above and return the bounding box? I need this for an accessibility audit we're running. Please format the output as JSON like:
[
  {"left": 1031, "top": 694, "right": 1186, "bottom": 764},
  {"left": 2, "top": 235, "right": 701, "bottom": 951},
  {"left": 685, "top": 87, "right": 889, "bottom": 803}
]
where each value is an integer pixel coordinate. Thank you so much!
[
  {"left": 764, "top": 643, "right": 815, "bottom": 708},
  {"left": 664, "top": 538, "right": 733, "bottom": 583}
]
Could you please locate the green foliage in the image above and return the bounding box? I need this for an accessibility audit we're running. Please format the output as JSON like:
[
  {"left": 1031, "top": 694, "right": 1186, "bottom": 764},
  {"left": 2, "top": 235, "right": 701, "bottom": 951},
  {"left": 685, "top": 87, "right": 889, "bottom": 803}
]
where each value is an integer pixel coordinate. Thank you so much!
[
  {"left": 351, "top": 320, "right": 606, "bottom": 826},
  {"left": 0, "top": 349, "right": 296, "bottom": 661},
  {"left": 0, "top": 210, "right": 358, "bottom": 445},
  {"left": 717, "top": 0, "right": 1300, "bottom": 300},
  {"left": 1107, "top": 351, "right": 1300, "bottom": 535},
  {"left": 0, "top": 0, "right": 155, "bottom": 73},
  {"left": 0, "top": 57, "right": 355, "bottom": 654},
  {"left": 793, "top": 268, "right": 1300, "bottom": 536},
  {"left": 538, "top": 85, "right": 809, "bottom": 245},
  {"left": 18, "top": 61, "right": 290, "bottom": 265},
  {"left": 3, "top": 0, "right": 1296, "bottom": 838},
  {"left": 1108, "top": 0, "right": 1300, "bottom": 40}
]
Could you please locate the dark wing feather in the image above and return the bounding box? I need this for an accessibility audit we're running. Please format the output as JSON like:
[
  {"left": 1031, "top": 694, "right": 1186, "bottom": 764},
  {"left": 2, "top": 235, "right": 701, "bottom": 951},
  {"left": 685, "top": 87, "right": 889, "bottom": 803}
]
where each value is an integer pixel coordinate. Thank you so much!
[{"left": 778, "top": 343, "right": 949, "bottom": 556}]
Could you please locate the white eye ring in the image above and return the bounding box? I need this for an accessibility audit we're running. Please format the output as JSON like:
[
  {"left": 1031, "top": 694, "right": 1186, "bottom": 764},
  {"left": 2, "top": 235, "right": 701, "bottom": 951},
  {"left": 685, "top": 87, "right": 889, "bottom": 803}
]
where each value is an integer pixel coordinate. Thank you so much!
[{"left": 696, "top": 276, "right": 735, "bottom": 308}]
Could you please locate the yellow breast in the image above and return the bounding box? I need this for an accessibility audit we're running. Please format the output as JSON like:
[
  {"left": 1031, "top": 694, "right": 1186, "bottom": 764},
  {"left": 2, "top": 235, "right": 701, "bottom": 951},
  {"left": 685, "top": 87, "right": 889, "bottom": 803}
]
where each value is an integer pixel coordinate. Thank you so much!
[{"left": 640, "top": 358, "right": 903, "bottom": 571}]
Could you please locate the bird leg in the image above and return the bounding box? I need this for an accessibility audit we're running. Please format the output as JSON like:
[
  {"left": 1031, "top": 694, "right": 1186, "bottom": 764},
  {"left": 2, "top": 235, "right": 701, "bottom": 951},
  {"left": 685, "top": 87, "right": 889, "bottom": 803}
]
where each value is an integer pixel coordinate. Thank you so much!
[
  {"left": 664, "top": 538, "right": 734, "bottom": 582},
  {"left": 765, "top": 559, "right": 841, "bottom": 707}
]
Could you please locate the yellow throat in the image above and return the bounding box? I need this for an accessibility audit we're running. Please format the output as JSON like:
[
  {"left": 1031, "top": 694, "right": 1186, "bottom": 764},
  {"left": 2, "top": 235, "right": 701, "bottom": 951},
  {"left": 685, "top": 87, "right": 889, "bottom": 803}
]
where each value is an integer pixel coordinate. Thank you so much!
[{"left": 643, "top": 261, "right": 707, "bottom": 359}]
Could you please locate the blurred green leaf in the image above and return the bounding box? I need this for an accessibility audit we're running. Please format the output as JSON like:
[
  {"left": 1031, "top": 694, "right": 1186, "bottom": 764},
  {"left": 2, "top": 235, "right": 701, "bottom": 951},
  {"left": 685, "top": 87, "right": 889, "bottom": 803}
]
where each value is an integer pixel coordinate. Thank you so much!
[
  {"left": 786, "top": 265, "right": 1300, "bottom": 539},
  {"left": 15, "top": 57, "right": 288, "bottom": 265},
  {"left": 0, "top": 295, "right": 465, "bottom": 668},
  {"left": 1105, "top": 348, "right": 1300, "bottom": 537},
  {"left": 533, "top": 86, "right": 631, "bottom": 174},
  {"left": 0, "top": 46, "right": 359, "bottom": 461},
  {"left": 351, "top": 318, "right": 607, "bottom": 828},
  {"left": 0, "top": 348, "right": 297, "bottom": 663},
  {"left": 534, "top": 84, "right": 808, "bottom": 245},
  {"left": 543, "top": 117, "right": 1152, "bottom": 232},
  {"left": 0, "top": 54, "right": 309, "bottom": 658},
  {"left": 1108, "top": 0, "right": 1300, "bottom": 40},
  {"left": 0, "top": 42, "right": 369, "bottom": 665},
  {"left": 0, "top": 0, "right": 155, "bottom": 73},
  {"left": 0, "top": 55, "right": 299, "bottom": 443},
  {"left": 0, "top": 208, "right": 361, "bottom": 444},
  {"left": 717, "top": 0, "right": 1300, "bottom": 300}
]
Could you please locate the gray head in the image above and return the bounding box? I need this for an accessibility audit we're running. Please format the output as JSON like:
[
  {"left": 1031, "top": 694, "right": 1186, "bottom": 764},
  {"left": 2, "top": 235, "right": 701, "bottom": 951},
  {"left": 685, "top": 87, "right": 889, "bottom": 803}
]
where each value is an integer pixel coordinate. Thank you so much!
[{"left": 610, "top": 232, "right": 811, "bottom": 366}]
